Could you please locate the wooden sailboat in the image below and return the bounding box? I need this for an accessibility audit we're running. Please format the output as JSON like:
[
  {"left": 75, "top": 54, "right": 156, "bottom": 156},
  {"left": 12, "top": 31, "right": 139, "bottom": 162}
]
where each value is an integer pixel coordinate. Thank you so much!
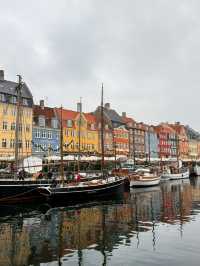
[
  {"left": 161, "top": 134, "right": 189, "bottom": 180},
  {"left": 42, "top": 84, "right": 126, "bottom": 205}
]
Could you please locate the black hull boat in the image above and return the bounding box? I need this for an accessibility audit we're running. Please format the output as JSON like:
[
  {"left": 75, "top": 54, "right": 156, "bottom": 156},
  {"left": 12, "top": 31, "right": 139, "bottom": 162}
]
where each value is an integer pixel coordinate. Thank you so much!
[
  {"left": 40, "top": 177, "right": 125, "bottom": 205},
  {"left": 0, "top": 179, "right": 52, "bottom": 204}
]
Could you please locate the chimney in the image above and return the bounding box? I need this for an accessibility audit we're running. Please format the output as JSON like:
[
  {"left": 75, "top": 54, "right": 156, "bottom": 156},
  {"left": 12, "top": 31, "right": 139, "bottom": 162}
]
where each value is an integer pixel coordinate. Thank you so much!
[
  {"left": 0, "top": 70, "right": 4, "bottom": 81},
  {"left": 105, "top": 103, "right": 110, "bottom": 109},
  {"left": 122, "top": 112, "right": 126, "bottom": 118},
  {"left": 77, "top": 102, "right": 82, "bottom": 113},
  {"left": 40, "top": 99, "right": 45, "bottom": 109}
]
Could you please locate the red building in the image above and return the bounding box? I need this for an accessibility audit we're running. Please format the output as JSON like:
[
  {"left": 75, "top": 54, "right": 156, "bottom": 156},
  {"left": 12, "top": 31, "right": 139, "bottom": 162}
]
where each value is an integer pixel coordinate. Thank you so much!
[
  {"left": 113, "top": 125, "right": 129, "bottom": 156},
  {"left": 169, "top": 122, "right": 189, "bottom": 160},
  {"left": 155, "top": 123, "right": 176, "bottom": 159}
]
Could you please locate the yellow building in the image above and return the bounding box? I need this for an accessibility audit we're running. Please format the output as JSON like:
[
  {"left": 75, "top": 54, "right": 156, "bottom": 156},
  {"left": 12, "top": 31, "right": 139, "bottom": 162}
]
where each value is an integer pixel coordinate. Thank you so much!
[
  {"left": 55, "top": 106, "right": 99, "bottom": 154},
  {"left": 0, "top": 70, "right": 33, "bottom": 160},
  {"left": 188, "top": 139, "right": 198, "bottom": 160}
]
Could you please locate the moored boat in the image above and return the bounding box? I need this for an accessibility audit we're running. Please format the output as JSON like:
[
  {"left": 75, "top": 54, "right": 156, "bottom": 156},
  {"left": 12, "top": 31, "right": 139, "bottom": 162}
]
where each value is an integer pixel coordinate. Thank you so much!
[
  {"left": 161, "top": 168, "right": 189, "bottom": 180},
  {"left": 129, "top": 173, "right": 161, "bottom": 187},
  {"left": 0, "top": 179, "right": 52, "bottom": 204},
  {"left": 40, "top": 176, "right": 125, "bottom": 204}
]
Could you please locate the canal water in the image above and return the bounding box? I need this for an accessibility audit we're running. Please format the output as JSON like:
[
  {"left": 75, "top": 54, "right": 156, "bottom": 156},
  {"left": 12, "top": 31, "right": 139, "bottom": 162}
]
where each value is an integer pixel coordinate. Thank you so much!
[{"left": 1, "top": 178, "right": 200, "bottom": 266}]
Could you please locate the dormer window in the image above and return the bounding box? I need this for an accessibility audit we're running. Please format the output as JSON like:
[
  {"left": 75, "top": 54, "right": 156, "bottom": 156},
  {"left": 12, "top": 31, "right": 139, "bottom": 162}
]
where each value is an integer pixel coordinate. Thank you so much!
[
  {"left": 10, "top": 96, "right": 17, "bottom": 104},
  {"left": 23, "top": 98, "right": 28, "bottom": 106},
  {"left": 0, "top": 93, "right": 5, "bottom": 102},
  {"left": 91, "top": 123, "right": 95, "bottom": 130},
  {"left": 39, "top": 116, "right": 45, "bottom": 127},
  {"left": 67, "top": 120, "right": 73, "bottom": 127},
  {"left": 52, "top": 118, "right": 58, "bottom": 129}
]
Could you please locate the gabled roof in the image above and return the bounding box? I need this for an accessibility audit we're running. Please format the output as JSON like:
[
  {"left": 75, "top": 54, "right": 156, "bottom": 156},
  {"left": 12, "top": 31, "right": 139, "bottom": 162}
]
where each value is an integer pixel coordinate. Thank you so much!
[
  {"left": 185, "top": 125, "right": 200, "bottom": 140},
  {"left": 0, "top": 79, "right": 33, "bottom": 99},
  {"left": 55, "top": 108, "right": 79, "bottom": 120},
  {"left": 84, "top": 113, "right": 96, "bottom": 123},
  {"left": 33, "top": 105, "right": 56, "bottom": 119},
  {"left": 122, "top": 116, "right": 135, "bottom": 124},
  {"left": 155, "top": 123, "right": 176, "bottom": 134},
  {"left": 169, "top": 124, "right": 186, "bottom": 135},
  {"left": 95, "top": 106, "right": 124, "bottom": 125}
]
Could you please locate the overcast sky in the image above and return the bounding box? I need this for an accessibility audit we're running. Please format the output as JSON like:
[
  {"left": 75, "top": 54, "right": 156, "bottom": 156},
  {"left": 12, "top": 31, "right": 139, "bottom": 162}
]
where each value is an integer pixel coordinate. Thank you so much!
[{"left": 0, "top": 0, "right": 200, "bottom": 130}]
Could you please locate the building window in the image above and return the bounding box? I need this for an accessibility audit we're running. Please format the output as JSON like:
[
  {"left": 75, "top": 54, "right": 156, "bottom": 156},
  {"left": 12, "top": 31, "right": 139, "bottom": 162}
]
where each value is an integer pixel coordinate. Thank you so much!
[
  {"left": 91, "top": 124, "right": 95, "bottom": 130},
  {"left": 10, "top": 96, "right": 17, "bottom": 104},
  {"left": 67, "top": 120, "right": 73, "bottom": 127},
  {"left": 11, "top": 122, "right": 16, "bottom": 131},
  {"left": 26, "top": 124, "right": 30, "bottom": 132},
  {"left": 10, "top": 139, "right": 15, "bottom": 148},
  {"left": 11, "top": 107, "right": 16, "bottom": 116},
  {"left": 47, "top": 131, "right": 52, "bottom": 139},
  {"left": 0, "top": 93, "right": 5, "bottom": 102},
  {"left": 35, "top": 130, "right": 40, "bottom": 138},
  {"left": 26, "top": 141, "right": 30, "bottom": 149},
  {"left": 3, "top": 108, "right": 7, "bottom": 115},
  {"left": 18, "top": 124, "right": 22, "bottom": 132},
  {"left": 2, "top": 139, "right": 7, "bottom": 148},
  {"left": 52, "top": 118, "right": 58, "bottom": 129},
  {"left": 23, "top": 98, "right": 28, "bottom": 106},
  {"left": 39, "top": 116, "right": 45, "bottom": 127},
  {"left": 2, "top": 121, "right": 8, "bottom": 130},
  {"left": 41, "top": 131, "right": 47, "bottom": 138},
  {"left": 18, "top": 140, "right": 22, "bottom": 149}
]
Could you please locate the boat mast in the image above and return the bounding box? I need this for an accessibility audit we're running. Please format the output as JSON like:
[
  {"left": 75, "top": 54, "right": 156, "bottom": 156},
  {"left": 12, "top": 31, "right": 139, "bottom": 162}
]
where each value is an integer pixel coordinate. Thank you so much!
[
  {"left": 148, "top": 128, "right": 151, "bottom": 164},
  {"left": 77, "top": 97, "right": 82, "bottom": 173},
  {"left": 176, "top": 133, "right": 180, "bottom": 169},
  {"left": 133, "top": 127, "right": 136, "bottom": 165},
  {"left": 60, "top": 106, "right": 64, "bottom": 184},
  {"left": 100, "top": 83, "right": 105, "bottom": 174},
  {"left": 14, "top": 75, "right": 23, "bottom": 176}
]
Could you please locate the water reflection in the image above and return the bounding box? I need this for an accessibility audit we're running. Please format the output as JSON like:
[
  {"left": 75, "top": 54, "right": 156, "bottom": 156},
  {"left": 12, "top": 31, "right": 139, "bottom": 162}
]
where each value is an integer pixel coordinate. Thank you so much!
[{"left": 1, "top": 178, "right": 200, "bottom": 265}]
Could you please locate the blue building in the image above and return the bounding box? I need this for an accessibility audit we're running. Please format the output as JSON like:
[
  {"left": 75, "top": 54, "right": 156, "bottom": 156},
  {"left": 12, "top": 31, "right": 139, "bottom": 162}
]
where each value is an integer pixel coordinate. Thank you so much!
[
  {"left": 32, "top": 100, "right": 60, "bottom": 158},
  {"left": 145, "top": 126, "right": 159, "bottom": 161}
]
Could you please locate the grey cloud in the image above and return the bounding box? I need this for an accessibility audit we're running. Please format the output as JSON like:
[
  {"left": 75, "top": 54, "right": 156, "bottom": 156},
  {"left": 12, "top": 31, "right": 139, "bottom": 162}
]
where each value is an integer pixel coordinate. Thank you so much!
[{"left": 0, "top": 0, "right": 200, "bottom": 130}]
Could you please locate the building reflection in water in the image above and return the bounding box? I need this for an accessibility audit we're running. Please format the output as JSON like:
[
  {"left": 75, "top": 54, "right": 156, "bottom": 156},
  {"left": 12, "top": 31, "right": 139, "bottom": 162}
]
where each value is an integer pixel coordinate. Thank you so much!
[{"left": 0, "top": 178, "right": 200, "bottom": 265}]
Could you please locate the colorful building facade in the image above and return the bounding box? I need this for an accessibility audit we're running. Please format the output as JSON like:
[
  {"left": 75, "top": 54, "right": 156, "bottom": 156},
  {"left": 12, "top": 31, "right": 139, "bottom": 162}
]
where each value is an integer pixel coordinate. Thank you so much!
[
  {"left": 113, "top": 125, "right": 129, "bottom": 156},
  {"left": 155, "top": 123, "right": 177, "bottom": 159},
  {"left": 121, "top": 113, "right": 135, "bottom": 158},
  {"left": 0, "top": 70, "right": 33, "bottom": 160},
  {"left": 188, "top": 139, "right": 198, "bottom": 160},
  {"left": 134, "top": 122, "right": 146, "bottom": 159},
  {"left": 55, "top": 105, "right": 99, "bottom": 154},
  {"left": 145, "top": 126, "right": 159, "bottom": 160},
  {"left": 170, "top": 123, "right": 189, "bottom": 160},
  {"left": 32, "top": 100, "right": 60, "bottom": 158}
]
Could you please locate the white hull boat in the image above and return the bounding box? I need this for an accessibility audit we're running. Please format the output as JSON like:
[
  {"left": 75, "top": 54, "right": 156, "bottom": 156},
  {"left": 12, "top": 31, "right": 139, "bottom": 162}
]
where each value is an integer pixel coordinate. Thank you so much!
[
  {"left": 130, "top": 174, "right": 160, "bottom": 187},
  {"left": 161, "top": 169, "right": 189, "bottom": 180},
  {"left": 194, "top": 165, "right": 200, "bottom": 176}
]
